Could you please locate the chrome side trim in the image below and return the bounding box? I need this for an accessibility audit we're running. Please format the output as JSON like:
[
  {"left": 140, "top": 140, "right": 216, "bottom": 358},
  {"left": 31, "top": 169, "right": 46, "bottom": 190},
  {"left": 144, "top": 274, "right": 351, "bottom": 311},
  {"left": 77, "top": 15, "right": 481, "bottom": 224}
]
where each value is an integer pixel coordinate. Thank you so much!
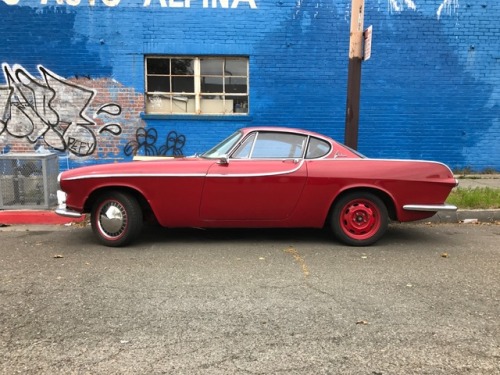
[
  {"left": 207, "top": 160, "right": 305, "bottom": 178},
  {"left": 403, "top": 204, "right": 457, "bottom": 212},
  {"left": 64, "top": 173, "right": 207, "bottom": 181},
  {"left": 55, "top": 207, "right": 83, "bottom": 218}
]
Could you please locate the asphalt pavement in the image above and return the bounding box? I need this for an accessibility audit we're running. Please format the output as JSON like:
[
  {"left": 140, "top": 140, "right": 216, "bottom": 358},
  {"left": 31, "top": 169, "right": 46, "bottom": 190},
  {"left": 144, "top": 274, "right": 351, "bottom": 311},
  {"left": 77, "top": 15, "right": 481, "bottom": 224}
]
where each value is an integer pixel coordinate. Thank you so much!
[
  {"left": 0, "top": 175, "right": 499, "bottom": 226},
  {"left": 1, "top": 223, "right": 499, "bottom": 374}
]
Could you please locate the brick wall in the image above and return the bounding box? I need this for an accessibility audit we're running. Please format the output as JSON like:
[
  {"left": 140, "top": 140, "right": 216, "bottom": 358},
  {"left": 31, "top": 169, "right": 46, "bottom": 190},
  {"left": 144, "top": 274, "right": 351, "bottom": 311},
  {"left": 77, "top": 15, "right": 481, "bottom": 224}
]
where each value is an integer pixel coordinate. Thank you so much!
[{"left": 0, "top": 0, "right": 498, "bottom": 171}]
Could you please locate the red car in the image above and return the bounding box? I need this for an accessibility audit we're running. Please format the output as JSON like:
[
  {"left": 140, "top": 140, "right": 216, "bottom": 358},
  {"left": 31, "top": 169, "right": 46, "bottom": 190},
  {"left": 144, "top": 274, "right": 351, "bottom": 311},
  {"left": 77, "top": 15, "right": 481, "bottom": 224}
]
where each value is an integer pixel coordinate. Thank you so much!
[{"left": 56, "top": 127, "right": 457, "bottom": 247}]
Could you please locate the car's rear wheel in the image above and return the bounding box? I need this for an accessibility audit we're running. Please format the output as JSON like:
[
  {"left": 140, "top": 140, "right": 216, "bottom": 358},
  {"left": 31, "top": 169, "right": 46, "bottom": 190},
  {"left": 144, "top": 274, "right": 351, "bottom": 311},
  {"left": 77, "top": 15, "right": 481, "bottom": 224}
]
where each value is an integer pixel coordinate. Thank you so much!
[
  {"left": 91, "top": 191, "right": 143, "bottom": 247},
  {"left": 331, "top": 192, "right": 388, "bottom": 246}
]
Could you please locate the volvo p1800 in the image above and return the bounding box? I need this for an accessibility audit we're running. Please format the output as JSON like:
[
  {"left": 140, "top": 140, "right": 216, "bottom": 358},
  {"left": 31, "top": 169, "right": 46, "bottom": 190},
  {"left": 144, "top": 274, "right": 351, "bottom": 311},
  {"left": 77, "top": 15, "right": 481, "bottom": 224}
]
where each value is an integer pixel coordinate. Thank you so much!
[{"left": 56, "top": 127, "right": 457, "bottom": 247}]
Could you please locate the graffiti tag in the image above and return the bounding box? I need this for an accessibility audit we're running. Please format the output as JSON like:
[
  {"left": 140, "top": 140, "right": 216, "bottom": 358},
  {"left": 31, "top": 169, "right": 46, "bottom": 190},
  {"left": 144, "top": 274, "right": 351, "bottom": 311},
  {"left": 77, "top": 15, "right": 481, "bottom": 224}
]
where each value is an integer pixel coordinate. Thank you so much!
[
  {"left": 124, "top": 127, "right": 185, "bottom": 157},
  {"left": 0, "top": 64, "right": 122, "bottom": 157}
]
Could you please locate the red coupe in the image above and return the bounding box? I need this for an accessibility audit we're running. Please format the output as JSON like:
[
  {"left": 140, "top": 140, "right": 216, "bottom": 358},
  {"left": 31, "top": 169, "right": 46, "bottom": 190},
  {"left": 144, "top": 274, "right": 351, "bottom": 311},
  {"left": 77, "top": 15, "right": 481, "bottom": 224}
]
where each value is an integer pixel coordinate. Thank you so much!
[{"left": 56, "top": 127, "right": 457, "bottom": 247}]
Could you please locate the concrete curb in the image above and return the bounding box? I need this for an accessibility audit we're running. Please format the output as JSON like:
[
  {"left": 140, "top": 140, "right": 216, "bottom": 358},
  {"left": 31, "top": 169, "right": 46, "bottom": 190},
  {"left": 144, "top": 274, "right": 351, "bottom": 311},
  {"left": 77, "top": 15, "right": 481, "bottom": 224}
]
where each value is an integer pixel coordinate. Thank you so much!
[{"left": 423, "top": 209, "right": 500, "bottom": 224}]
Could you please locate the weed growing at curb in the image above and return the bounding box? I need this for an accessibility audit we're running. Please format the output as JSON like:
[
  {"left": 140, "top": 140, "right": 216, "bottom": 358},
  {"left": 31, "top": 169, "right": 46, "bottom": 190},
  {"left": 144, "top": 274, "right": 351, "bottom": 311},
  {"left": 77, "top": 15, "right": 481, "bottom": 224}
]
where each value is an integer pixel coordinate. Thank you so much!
[{"left": 448, "top": 187, "right": 500, "bottom": 209}]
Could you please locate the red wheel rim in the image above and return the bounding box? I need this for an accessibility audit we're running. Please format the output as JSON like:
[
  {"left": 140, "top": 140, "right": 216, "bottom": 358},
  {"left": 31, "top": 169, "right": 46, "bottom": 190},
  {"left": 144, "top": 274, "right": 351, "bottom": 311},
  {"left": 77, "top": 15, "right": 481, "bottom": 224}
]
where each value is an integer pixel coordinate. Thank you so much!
[{"left": 340, "top": 198, "right": 381, "bottom": 240}]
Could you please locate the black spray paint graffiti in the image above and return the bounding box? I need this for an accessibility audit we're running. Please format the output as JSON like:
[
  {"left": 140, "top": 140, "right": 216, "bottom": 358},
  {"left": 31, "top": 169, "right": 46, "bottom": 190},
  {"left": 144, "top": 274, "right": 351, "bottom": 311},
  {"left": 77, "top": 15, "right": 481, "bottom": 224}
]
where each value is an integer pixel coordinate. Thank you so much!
[
  {"left": 0, "top": 64, "right": 122, "bottom": 156},
  {"left": 124, "top": 128, "right": 186, "bottom": 157}
]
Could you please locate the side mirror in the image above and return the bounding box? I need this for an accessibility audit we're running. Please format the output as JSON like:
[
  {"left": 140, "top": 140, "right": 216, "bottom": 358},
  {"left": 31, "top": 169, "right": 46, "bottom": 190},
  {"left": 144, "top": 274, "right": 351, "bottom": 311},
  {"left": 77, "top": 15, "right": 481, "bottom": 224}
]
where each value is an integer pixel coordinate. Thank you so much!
[{"left": 218, "top": 155, "right": 229, "bottom": 165}]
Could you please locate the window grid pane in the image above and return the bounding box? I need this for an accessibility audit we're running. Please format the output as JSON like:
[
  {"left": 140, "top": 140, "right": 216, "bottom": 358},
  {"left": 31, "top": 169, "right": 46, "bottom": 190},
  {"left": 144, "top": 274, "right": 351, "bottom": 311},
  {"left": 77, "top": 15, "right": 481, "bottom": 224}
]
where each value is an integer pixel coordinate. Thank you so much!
[
  {"left": 171, "top": 59, "right": 194, "bottom": 75},
  {"left": 147, "top": 58, "right": 170, "bottom": 75},
  {"left": 145, "top": 56, "right": 248, "bottom": 115}
]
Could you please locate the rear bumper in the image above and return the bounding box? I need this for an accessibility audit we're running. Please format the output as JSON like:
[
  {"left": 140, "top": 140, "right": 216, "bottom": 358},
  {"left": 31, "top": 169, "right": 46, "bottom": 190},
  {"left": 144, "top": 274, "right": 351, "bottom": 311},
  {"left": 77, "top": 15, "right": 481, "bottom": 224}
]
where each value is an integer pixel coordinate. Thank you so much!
[{"left": 403, "top": 203, "right": 457, "bottom": 212}]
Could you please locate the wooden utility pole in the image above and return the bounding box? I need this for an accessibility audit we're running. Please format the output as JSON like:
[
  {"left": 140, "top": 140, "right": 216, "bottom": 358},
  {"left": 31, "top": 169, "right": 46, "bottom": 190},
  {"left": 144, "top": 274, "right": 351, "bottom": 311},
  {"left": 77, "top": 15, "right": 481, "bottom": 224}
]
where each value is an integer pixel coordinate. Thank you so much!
[{"left": 344, "top": 0, "right": 365, "bottom": 150}]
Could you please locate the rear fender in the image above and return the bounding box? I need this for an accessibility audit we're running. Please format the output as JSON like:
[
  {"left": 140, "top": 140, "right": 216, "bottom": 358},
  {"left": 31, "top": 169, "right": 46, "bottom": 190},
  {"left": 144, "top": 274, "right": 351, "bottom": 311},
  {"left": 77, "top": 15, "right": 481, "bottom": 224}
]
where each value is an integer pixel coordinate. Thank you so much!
[{"left": 327, "top": 186, "right": 397, "bottom": 224}]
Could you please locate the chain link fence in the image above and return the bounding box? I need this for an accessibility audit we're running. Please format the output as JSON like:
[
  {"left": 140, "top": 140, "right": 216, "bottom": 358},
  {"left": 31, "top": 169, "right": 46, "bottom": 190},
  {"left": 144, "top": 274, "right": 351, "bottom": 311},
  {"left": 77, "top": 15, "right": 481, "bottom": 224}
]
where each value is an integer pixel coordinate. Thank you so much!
[{"left": 0, "top": 153, "right": 59, "bottom": 209}]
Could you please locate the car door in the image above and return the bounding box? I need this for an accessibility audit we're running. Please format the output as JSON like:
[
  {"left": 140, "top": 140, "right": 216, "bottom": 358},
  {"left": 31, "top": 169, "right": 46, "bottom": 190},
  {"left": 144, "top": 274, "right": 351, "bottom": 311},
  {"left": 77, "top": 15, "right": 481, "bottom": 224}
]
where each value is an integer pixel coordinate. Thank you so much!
[{"left": 199, "top": 131, "right": 308, "bottom": 221}]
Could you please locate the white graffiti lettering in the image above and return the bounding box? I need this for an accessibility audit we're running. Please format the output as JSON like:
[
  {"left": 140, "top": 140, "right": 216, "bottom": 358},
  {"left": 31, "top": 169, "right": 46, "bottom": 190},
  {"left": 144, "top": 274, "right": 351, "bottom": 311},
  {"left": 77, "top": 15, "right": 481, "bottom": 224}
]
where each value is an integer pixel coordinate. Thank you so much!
[
  {"left": 437, "top": 0, "right": 459, "bottom": 20},
  {"left": 102, "top": 0, "right": 120, "bottom": 5},
  {"left": 141, "top": 0, "right": 256, "bottom": 8},
  {"left": 39, "top": 0, "right": 65, "bottom": 5},
  {"left": 0, "top": 0, "right": 257, "bottom": 9},
  {"left": 41, "top": 0, "right": 120, "bottom": 5},
  {"left": 0, "top": 64, "right": 123, "bottom": 157},
  {"left": 231, "top": 0, "right": 255, "bottom": 9},
  {"left": 3, "top": 0, "right": 258, "bottom": 8}
]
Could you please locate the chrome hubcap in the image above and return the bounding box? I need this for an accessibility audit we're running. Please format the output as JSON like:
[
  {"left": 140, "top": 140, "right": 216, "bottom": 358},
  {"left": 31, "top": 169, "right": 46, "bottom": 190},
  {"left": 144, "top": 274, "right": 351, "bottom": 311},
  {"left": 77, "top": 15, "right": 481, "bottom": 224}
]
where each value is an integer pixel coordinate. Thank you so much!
[{"left": 99, "top": 202, "right": 126, "bottom": 237}]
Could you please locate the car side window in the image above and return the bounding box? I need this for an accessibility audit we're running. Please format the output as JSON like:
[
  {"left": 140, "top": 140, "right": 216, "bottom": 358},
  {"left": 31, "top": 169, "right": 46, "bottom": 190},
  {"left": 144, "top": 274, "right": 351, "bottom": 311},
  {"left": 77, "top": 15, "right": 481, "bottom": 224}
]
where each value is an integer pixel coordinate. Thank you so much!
[
  {"left": 306, "top": 137, "right": 331, "bottom": 159},
  {"left": 231, "top": 133, "right": 256, "bottom": 159},
  {"left": 231, "top": 132, "right": 307, "bottom": 159},
  {"left": 251, "top": 132, "right": 307, "bottom": 159}
]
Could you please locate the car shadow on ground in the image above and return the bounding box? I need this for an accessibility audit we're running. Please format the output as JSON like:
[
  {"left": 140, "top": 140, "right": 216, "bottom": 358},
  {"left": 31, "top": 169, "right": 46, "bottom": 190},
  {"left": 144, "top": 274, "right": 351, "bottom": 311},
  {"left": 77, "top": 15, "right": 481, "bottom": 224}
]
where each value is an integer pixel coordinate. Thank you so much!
[
  {"left": 130, "top": 222, "right": 451, "bottom": 248},
  {"left": 66, "top": 221, "right": 456, "bottom": 249},
  {"left": 139, "top": 225, "right": 333, "bottom": 245}
]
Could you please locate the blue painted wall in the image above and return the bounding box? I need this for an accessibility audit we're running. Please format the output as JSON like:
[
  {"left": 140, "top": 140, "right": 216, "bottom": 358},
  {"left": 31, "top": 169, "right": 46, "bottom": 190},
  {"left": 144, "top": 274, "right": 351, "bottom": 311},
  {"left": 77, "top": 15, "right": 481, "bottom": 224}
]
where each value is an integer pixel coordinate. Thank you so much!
[{"left": 0, "top": 0, "right": 498, "bottom": 171}]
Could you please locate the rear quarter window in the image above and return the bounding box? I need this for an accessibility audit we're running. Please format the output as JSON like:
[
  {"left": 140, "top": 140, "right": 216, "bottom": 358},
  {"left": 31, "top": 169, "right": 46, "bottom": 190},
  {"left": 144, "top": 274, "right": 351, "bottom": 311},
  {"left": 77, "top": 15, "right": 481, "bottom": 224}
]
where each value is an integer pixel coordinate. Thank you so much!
[{"left": 306, "top": 137, "right": 331, "bottom": 159}]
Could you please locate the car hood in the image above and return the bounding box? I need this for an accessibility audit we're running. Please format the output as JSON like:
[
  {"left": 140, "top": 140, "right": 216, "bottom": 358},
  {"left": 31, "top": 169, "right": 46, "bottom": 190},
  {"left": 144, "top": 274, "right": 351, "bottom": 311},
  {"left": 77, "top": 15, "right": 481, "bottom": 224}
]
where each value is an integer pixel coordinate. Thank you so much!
[{"left": 60, "top": 157, "right": 214, "bottom": 181}]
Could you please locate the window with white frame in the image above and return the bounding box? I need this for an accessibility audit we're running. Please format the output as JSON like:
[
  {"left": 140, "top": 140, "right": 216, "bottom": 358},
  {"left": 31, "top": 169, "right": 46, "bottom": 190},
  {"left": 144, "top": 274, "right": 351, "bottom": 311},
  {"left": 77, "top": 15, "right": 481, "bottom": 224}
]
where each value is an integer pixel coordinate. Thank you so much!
[{"left": 145, "top": 56, "right": 249, "bottom": 115}]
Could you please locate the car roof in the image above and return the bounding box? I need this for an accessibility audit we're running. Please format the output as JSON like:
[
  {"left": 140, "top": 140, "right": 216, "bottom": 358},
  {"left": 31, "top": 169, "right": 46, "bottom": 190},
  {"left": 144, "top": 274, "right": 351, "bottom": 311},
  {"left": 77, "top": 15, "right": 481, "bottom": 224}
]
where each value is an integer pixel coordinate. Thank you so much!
[{"left": 239, "top": 126, "right": 333, "bottom": 141}]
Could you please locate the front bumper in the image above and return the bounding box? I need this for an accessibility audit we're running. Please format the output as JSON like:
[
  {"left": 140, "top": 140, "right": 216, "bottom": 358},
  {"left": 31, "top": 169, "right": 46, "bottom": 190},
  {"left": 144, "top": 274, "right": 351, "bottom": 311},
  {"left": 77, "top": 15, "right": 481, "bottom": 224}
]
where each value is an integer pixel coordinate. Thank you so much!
[{"left": 55, "top": 190, "right": 83, "bottom": 218}]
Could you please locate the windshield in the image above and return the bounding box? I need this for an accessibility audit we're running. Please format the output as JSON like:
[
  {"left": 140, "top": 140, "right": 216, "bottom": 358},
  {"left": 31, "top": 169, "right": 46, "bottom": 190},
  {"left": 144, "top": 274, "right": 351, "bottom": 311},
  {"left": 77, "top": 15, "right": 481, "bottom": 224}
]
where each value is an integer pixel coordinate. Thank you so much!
[{"left": 201, "top": 130, "right": 243, "bottom": 158}]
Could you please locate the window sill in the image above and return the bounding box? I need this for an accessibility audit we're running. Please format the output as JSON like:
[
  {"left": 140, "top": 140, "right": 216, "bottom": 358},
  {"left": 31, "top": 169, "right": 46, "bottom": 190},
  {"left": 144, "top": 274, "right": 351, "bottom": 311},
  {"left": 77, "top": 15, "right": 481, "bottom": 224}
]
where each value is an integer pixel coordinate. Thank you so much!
[{"left": 140, "top": 113, "right": 253, "bottom": 122}]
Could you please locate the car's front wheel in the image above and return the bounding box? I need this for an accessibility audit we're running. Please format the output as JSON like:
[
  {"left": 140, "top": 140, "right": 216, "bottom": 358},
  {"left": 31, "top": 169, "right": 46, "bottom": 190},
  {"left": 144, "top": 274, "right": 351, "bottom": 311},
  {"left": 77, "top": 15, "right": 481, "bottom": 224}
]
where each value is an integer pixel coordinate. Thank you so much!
[
  {"left": 91, "top": 191, "right": 143, "bottom": 247},
  {"left": 331, "top": 192, "right": 388, "bottom": 246}
]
